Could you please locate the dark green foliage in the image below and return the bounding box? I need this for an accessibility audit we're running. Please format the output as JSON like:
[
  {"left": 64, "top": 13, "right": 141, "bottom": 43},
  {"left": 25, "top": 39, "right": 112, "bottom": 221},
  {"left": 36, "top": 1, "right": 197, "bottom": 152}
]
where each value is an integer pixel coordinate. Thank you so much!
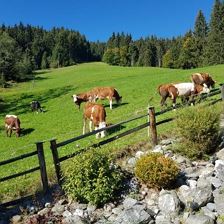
[
  {"left": 135, "top": 153, "right": 179, "bottom": 189},
  {"left": 63, "top": 150, "right": 123, "bottom": 206},
  {"left": 174, "top": 105, "right": 221, "bottom": 160},
  {"left": 0, "top": 23, "right": 104, "bottom": 83}
]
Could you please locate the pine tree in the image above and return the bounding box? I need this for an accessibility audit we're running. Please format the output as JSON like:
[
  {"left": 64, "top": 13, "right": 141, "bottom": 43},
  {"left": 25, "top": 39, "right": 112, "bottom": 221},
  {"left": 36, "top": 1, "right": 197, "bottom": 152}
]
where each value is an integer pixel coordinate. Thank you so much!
[
  {"left": 194, "top": 10, "right": 208, "bottom": 66},
  {"left": 204, "top": 0, "right": 224, "bottom": 65}
]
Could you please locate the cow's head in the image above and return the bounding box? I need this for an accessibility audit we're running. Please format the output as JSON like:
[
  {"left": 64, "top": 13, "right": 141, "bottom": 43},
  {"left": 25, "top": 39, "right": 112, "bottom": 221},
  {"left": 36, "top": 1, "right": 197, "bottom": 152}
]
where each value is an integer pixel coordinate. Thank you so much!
[
  {"left": 208, "top": 77, "right": 216, "bottom": 89},
  {"left": 72, "top": 94, "right": 82, "bottom": 109}
]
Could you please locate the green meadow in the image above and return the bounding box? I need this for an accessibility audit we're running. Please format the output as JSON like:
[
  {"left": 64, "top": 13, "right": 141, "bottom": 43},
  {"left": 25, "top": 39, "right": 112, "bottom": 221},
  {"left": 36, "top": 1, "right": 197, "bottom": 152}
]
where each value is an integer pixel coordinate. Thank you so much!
[{"left": 0, "top": 62, "right": 223, "bottom": 202}]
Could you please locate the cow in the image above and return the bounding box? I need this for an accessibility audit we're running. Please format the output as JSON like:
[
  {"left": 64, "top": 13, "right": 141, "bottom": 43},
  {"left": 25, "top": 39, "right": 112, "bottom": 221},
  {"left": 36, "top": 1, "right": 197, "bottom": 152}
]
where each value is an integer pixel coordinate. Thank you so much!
[
  {"left": 191, "top": 73, "right": 216, "bottom": 89},
  {"left": 72, "top": 91, "right": 93, "bottom": 109},
  {"left": 30, "top": 101, "right": 43, "bottom": 113},
  {"left": 90, "top": 87, "right": 122, "bottom": 110},
  {"left": 72, "top": 87, "right": 122, "bottom": 110},
  {"left": 158, "top": 82, "right": 210, "bottom": 109},
  {"left": 5, "top": 115, "right": 21, "bottom": 137},
  {"left": 83, "top": 102, "right": 106, "bottom": 138}
]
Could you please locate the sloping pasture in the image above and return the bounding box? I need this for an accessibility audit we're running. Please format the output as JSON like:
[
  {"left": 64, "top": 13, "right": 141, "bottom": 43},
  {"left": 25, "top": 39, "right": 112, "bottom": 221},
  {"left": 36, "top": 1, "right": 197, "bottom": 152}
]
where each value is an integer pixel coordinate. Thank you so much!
[{"left": 0, "top": 62, "right": 223, "bottom": 202}]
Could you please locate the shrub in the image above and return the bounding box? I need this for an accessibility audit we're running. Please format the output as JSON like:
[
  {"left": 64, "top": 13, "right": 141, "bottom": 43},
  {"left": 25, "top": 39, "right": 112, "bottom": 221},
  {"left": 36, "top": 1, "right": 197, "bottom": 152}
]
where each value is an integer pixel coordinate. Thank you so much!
[
  {"left": 62, "top": 149, "right": 123, "bottom": 206},
  {"left": 135, "top": 153, "right": 179, "bottom": 189},
  {"left": 174, "top": 105, "right": 221, "bottom": 159}
]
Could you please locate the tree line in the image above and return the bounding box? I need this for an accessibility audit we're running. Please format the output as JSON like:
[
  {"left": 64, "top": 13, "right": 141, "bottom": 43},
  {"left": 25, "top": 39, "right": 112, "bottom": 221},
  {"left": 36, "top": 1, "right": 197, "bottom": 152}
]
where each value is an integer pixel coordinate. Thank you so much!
[
  {"left": 103, "top": 0, "right": 224, "bottom": 69},
  {"left": 0, "top": 24, "right": 105, "bottom": 85},
  {"left": 0, "top": 0, "right": 224, "bottom": 86}
]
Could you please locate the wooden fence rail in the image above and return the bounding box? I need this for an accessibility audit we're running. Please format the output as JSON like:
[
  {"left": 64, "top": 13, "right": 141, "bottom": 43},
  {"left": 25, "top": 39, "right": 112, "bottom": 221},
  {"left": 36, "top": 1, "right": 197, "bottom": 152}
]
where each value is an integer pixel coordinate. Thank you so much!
[{"left": 0, "top": 141, "right": 48, "bottom": 193}]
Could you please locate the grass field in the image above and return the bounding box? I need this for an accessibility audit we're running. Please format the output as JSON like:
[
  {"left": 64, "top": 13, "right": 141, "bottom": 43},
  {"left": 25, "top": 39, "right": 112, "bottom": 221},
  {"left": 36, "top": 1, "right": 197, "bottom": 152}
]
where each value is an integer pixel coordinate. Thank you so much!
[{"left": 0, "top": 62, "right": 223, "bottom": 202}]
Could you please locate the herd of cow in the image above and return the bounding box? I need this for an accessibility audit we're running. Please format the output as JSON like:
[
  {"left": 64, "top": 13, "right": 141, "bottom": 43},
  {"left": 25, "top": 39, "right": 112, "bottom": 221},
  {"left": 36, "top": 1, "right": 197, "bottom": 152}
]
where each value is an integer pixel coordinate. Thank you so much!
[{"left": 4, "top": 72, "right": 216, "bottom": 138}]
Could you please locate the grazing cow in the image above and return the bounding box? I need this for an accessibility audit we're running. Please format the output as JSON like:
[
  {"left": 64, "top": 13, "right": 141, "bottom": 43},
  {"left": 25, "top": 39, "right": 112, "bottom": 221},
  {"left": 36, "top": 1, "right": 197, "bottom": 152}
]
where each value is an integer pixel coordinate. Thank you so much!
[
  {"left": 72, "top": 91, "right": 93, "bottom": 109},
  {"left": 72, "top": 87, "right": 122, "bottom": 110},
  {"left": 90, "top": 87, "right": 122, "bottom": 110},
  {"left": 191, "top": 73, "right": 216, "bottom": 89},
  {"left": 30, "top": 101, "right": 43, "bottom": 113},
  {"left": 83, "top": 102, "right": 106, "bottom": 138},
  {"left": 5, "top": 115, "right": 21, "bottom": 137},
  {"left": 158, "top": 82, "right": 210, "bottom": 109}
]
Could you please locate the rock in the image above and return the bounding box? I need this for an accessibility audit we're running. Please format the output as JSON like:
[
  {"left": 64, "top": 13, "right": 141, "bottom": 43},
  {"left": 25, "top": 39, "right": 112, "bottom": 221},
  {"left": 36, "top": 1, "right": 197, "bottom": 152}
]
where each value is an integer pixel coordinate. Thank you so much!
[
  {"left": 112, "top": 207, "right": 123, "bottom": 215},
  {"left": 155, "top": 213, "right": 172, "bottom": 224},
  {"left": 187, "top": 179, "right": 197, "bottom": 189},
  {"left": 215, "top": 160, "right": 224, "bottom": 181},
  {"left": 177, "top": 185, "right": 194, "bottom": 208},
  {"left": 37, "top": 208, "right": 50, "bottom": 216},
  {"left": 193, "top": 177, "right": 213, "bottom": 207},
  {"left": 213, "top": 186, "right": 224, "bottom": 215},
  {"left": 11, "top": 215, "right": 22, "bottom": 224},
  {"left": 160, "top": 139, "right": 173, "bottom": 145},
  {"left": 123, "top": 197, "right": 138, "bottom": 209},
  {"left": 201, "top": 206, "right": 217, "bottom": 220},
  {"left": 199, "top": 167, "right": 214, "bottom": 178},
  {"left": 216, "top": 148, "right": 224, "bottom": 160},
  {"left": 73, "top": 208, "right": 84, "bottom": 217},
  {"left": 45, "top": 202, "right": 51, "bottom": 208},
  {"left": 87, "top": 204, "right": 97, "bottom": 215},
  {"left": 152, "top": 145, "right": 163, "bottom": 154},
  {"left": 62, "top": 215, "right": 87, "bottom": 224},
  {"left": 115, "top": 206, "right": 152, "bottom": 224},
  {"left": 127, "top": 157, "right": 136, "bottom": 167},
  {"left": 206, "top": 203, "right": 216, "bottom": 212},
  {"left": 206, "top": 176, "right": 222, "bottom": 188},
  {"left": 135, "top": 151, "right": 145, "bottom": 158},
  {"left": 158, "top": 190, "right": 181, "bottom": 216},
  {"left": 63, "top": 210, "right": 72, "bottom": 218},
  {"left": 51, "top": 204, "right": 65, "bottom": 215},
  {"left": 185, "top": 214, "right": 214, "bottom": 224}
]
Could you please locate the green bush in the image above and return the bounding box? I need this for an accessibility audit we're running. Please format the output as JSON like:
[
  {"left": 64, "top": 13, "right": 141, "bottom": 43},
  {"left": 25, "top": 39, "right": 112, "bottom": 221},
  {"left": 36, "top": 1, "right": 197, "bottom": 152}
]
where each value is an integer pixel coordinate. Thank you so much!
[
  {"left": 135, "top": 153, "right": 179, "bottom": 189},
  {"left": 174, "top": 105, "right": 221, "bottom": 159},
  {"left": 62, "top": 149, "right": 123, "bottom": 206}
]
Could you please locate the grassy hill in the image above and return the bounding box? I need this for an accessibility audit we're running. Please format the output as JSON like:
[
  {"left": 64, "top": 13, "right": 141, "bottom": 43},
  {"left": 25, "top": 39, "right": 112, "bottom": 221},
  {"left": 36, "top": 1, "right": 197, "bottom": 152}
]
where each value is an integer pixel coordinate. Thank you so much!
[{"left": 0, "top": 62, "right": 223, "bottom": 202}]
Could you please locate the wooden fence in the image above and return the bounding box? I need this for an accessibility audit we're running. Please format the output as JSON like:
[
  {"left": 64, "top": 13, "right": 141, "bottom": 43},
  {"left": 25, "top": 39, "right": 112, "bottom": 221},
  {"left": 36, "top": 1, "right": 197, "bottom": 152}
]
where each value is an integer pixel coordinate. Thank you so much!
[
  {"left": 0, "top": 85, "right": 223, "bottom": 206},
  {"left": 0, "top": 142, "right": 48, "bottom": 194}
]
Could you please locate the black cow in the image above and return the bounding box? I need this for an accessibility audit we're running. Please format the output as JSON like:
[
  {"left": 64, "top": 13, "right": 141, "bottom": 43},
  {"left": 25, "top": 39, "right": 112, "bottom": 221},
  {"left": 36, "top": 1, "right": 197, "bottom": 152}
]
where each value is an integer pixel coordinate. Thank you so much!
[{"left": 30, "top": 101, "right": 43, "bottom": 113}]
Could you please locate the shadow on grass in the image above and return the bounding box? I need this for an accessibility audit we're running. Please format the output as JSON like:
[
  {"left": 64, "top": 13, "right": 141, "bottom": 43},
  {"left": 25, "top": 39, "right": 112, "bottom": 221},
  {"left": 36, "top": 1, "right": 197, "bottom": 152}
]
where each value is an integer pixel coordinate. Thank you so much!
[
  {"left": 21, "top": 128, "right": 35, "bottom": 137},
  {"left": 0, "top": 85, "right": 76, "bottom": 116},
  {"left": 103, "top": 102, "right": 129, "bottom": 109},
  {"left": 106, "top": 124, "right": 126, "bottom": 135}
]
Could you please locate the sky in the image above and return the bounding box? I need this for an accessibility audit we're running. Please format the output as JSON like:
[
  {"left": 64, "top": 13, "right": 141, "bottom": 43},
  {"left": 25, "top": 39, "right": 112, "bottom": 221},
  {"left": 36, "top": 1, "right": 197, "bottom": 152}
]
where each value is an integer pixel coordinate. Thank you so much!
[{"left": 0, "top": 0, "right": 214, "bottom": 42}]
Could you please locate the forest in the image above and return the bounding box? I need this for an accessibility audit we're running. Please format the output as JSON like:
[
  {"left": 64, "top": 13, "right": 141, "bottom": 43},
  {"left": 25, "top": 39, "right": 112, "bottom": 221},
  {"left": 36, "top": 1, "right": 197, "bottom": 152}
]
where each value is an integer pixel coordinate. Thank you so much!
[{"left": 0, "top": 0, "right": 224, "bottom": 85}]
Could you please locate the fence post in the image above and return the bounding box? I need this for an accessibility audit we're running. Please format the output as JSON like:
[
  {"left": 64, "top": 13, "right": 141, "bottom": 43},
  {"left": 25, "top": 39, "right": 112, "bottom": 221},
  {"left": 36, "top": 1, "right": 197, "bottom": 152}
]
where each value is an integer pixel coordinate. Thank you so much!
[
  {"left": 36, "top": 141, "right": 48, "bottom": 193},
  {"left": 50, "top": 139, "right": 62, "bottom": 185},
  {"left": 148, "top": 107, "right": 158, "bottom": 146},
  {"left": 221, "top": 84, "right": 224, "bottom": 101}
]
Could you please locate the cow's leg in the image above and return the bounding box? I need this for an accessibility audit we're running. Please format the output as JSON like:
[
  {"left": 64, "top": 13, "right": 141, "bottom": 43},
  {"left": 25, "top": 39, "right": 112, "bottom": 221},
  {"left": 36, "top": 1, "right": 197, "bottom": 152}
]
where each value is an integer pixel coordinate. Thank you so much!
[
  {"left": 89, "top": 120, "right": 93, "bottom": 132},
  {"left": 95, "top": 126, "right": 100, "bottom": 139},
  {"left": 109, "top": 98, "right": 113, "bottom": 110},
  {"left": 83, "top": 117, "right": 87, "bottom": 135},
  {"left": 5, "top": 128, "right": 9, "bottom": 137},
  {"left": 172, "top": 97, "right": 177, "bottom": 110},
  {"left": 99, "top": 122, "right": 106, "bottom": 138},
  {"left": 9, "top": 129, "right": 12, "bottom": 137},
  {"left": 160, "top": 96, "right": 167, "bottom": 108}
]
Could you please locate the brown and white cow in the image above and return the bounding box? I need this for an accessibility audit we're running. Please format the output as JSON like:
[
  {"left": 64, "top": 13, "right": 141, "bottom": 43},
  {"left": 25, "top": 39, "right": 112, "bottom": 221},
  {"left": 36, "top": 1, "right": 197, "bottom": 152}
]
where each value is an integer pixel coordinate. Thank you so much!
[
  {"left": 158, "top": 82, "right": 210, "bottom": 109},
  {"left": 90, "top": 87, "right": 122, "bottom": 110},
  {"left": 72, "top": 91, "right": 93, "bottom": 109},
  {"left": 5, "top": 115, "right": 21, "bottom": 137},
  {"left": 191, "top": 73, "right": 216, "bottom": 89},
  {"left": 83, "top": 102, "right": 106, "bottom": 138}
]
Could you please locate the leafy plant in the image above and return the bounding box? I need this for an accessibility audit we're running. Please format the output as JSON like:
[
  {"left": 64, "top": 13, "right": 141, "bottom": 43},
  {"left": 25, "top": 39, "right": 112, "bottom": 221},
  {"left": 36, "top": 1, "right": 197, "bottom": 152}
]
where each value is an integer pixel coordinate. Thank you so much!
[
  {"left": 135, "top": 153, "right": 179, "bottom": 189},
  {"left": 62, "top": 149, "right": 123, "bottom": 206},
  {"left": 174, "top": 105, "right": 221, "bottom": 159}
]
